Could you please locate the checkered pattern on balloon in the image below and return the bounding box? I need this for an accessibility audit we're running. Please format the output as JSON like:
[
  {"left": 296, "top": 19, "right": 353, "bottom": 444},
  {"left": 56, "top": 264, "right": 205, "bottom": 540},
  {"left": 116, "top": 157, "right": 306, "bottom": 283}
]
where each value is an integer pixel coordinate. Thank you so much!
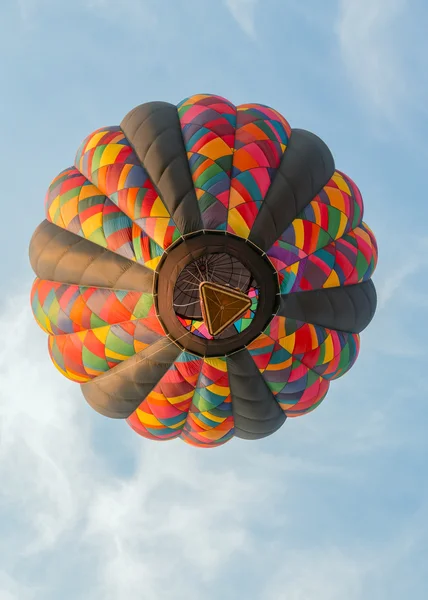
[{"left": 31, "top": 94, "right": 378, "bottom": 448}]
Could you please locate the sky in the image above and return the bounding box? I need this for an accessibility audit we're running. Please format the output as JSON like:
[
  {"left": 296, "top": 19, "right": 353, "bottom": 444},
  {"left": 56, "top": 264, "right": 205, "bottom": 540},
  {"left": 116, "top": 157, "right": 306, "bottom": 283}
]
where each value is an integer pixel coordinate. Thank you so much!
[{"left": 1, "top": 0, "right": 428, "bottom": 598}]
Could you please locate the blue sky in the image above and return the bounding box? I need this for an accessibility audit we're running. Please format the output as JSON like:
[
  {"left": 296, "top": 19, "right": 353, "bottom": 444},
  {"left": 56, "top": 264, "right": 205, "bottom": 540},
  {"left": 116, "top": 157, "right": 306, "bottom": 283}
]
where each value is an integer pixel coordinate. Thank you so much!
[{"left": 1, "top": 0, "right": 428, "bottom": 598}]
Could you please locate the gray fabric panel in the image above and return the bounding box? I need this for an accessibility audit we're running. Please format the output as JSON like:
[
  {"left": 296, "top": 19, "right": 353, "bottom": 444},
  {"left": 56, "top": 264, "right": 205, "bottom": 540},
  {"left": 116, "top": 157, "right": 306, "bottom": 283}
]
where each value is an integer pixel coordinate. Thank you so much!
[
  {"left": 81, "top": 338, "right": 181, "bottom": 418},
  {"left": 278, "top": 280, "right": 377, "bottom": 333},
  {"left": 121, "top": 102, "right": 203, "bottom": 234},
  {"left": 29, "top": 220, "right": 154, "bottom": 291},
  {"left": 249, "top": 128, "right": 335, "bottom": 251},
  {"left": 227, "top": 350, "right": 286, "bottom": 440}
]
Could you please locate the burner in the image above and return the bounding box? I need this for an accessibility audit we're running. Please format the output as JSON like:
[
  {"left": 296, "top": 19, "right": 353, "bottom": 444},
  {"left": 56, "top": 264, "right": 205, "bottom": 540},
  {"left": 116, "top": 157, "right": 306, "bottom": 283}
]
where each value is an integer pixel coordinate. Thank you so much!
[
  {"left": 172, "top": 251, "right": 259, "bottom": 340},
  {"left": 199, "top": 282, "right": 253, "bottom": 337},
  {"left": 173, "top": 252, "right": 255, "bottom": 320}
]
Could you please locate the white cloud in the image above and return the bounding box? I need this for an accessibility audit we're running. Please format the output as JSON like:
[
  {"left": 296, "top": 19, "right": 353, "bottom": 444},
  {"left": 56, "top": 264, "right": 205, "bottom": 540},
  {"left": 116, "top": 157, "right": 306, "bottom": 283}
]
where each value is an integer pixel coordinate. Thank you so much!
[
  {"left": 265, "top": 547, "right": 368, "bottom": 600},
  {"left": 264, "top": 517, "right": 428, "bottom": 600},
  {"left": 0, "top": 571, "right": 34, "bottom": 600},
  {"left": 377, "top": 250, "right": 428, "bottom": 311},
  {"left": 224, "top": 0, "right": 258, "bottom": 38},
  {"left": 373, "top": 234, "right": 428, "bottom": 310},
  {"left": 84, "top": 458, "right": 258, "bottom": 599},
  {"left": 0, "top": 296, "right": 93, "bottom": 555},
  {"left": 1, "top": 284, "right": 426, "bottom": 599},
  {"left": 336, "top": 0, "right": 407, "bottom": 120},
  {"left": 0, "top": 288, "right": 281, "bottom": 599}
]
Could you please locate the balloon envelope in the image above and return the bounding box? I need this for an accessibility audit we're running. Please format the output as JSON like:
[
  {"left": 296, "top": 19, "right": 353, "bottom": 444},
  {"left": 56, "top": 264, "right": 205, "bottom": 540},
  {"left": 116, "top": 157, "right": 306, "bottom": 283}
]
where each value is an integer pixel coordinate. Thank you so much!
[{"left": 29, "top": 94, "right": 378, "bottom": 448}]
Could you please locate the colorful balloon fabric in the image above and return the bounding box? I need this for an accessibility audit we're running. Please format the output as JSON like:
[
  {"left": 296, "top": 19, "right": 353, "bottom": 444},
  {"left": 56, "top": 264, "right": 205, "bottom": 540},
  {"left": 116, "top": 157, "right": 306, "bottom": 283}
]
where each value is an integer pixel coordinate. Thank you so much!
[{"left": 29, "top": 94, "right": 378, "bottom": 448}]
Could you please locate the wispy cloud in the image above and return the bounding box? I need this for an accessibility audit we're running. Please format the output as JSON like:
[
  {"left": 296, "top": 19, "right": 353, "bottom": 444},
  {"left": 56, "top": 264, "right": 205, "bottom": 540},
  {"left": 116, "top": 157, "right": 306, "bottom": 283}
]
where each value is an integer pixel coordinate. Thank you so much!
[
  {"left": 1, "top": 283, "right": 427, "bottom": 598},
  {"left": 335, "top": 0, "right": 420, "bottom": 122},
  {"left": 85, "top": 0, "right": 157, "bottom": 27},
  {"left": 14, "top": 0, "right": 156, "bottom": 29},
  {"left": 264, "top": 513, "right": 428, "bottom": 600},
  {"left": 0, "top": 289, "right": 278, "bottom": 598},
  {"left": 0, "top": 571, "right": 33, "bottom": 600},
  {"left": 84, "top": 458, "right": 260, "bottom": 599},
  {"left": 376, "top": 235, "right": 428, "bottom": 310},
  {"left": 0, "top": 295, "right": 97, "bottom": 555},
  {"left": 265, "top": 547, "right": 368, "bottom": 600},
  {"left": 224, "top": 0, "right": 258, "bottom": 38}
]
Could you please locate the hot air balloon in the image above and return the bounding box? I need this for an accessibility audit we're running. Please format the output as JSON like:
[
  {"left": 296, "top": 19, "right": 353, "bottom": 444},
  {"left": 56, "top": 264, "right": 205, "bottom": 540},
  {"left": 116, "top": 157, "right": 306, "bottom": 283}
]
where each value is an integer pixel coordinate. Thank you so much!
[{"left": 29, "top": 94, "right": 378, "bottom": 448}]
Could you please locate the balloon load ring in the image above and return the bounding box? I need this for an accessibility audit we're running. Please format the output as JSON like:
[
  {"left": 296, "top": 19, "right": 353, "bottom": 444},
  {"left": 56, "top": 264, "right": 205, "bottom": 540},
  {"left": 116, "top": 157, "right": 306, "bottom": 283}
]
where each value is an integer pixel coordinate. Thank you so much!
[{"left": 155, "top": 231, "right": 279, "bottom": 357}]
